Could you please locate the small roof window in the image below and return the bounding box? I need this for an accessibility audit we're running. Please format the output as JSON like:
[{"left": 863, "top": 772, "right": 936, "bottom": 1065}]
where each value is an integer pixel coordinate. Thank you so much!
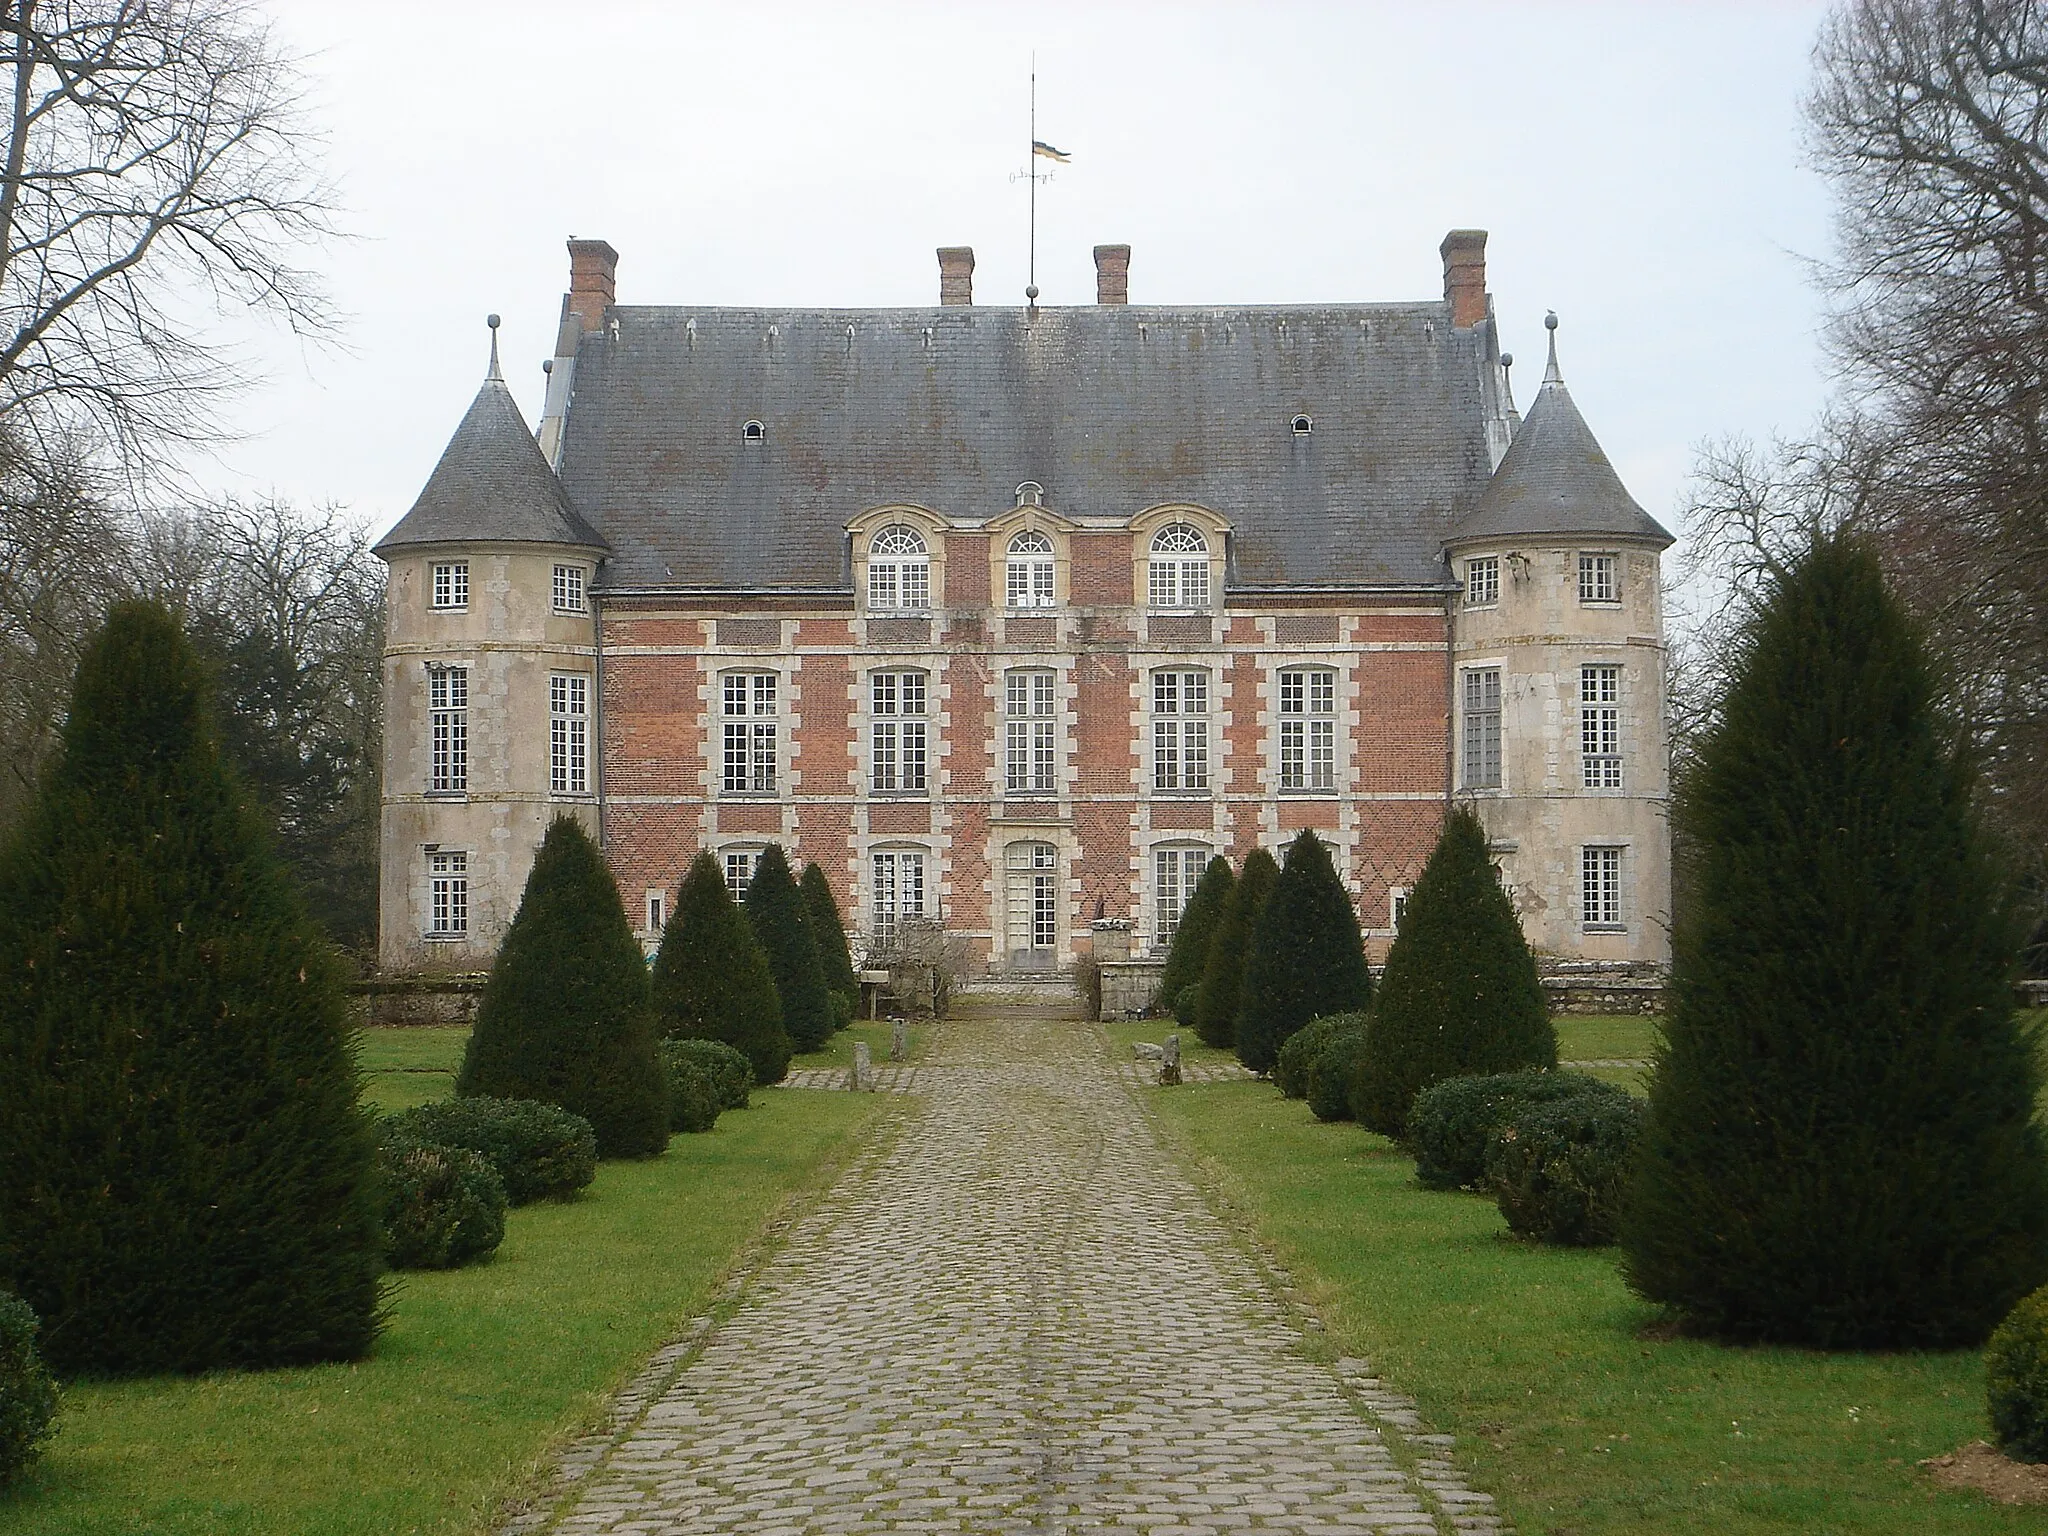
[
  {"left": 742, "top": 419, "right": 765, "bottom": 442},
  {"left": 1291, "top": 414, "right": 1313, "bottom": 436}
]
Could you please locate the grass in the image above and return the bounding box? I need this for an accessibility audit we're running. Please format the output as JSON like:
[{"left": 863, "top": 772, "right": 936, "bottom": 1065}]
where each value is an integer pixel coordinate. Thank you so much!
[
  {"left": 1556, "top": 1014, "right": 1660, "bottom": 1063},
  {"left": 791, "top": 1018, "right": 924, "bottom": 1071},
  {"left": 358, "top": 1025, "right": 469, "bottom": 1113},
  {"left": 1145, "top": 1078, "right": 2038, "bottom": 1535},
  {"left": 0, "top": 1030, "right": 892, "bottom": 1536}
]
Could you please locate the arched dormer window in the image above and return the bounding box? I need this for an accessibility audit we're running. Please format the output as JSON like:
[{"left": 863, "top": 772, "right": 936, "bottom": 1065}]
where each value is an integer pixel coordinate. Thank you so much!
[
  {"left": 1006, "top": 529, "right": 1056, "bottom": 608},
  {"left": 867, "top": 524, "right": 930, "bottom": 610},
  {"left": 1148, "top": 523, "right": 1210, "bottom": 609}
]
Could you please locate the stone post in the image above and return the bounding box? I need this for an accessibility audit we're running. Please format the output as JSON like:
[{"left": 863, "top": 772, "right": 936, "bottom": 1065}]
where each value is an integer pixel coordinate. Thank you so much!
[
  {"left": 852, "top": 1040, "right": 873, "bottom": 1092},
  {"left": 889, "top": 1017, "right": 908, "bottom": 1062},
  {"left": 1159, "top": 1032, "right": 1182, "bottom": 1087}
]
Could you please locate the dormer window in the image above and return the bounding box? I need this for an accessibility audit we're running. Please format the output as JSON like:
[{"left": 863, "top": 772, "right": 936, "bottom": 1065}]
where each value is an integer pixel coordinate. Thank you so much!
[
  {"left": 1006, "top": 530, "right": 1055, "bottom": 608},
  {"left": 1148, "top": 524, "right": 1210, "bottom": 609},
  {"left": 867, "top": 525, "right": 930, "bottom": 610},
  {"left": 742, "top": 419, "right": 765, "bottom": 443},
  {"left": 1291, "top": 414, "right": 1313, "bottom": 436}
]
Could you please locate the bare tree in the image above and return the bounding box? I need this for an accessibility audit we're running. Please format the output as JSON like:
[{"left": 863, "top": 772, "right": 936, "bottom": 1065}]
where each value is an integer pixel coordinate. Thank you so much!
[
  {"left": 0, "top": 0, "right": 334, "bottom": 471},
  {"left": 880, "top": 918, "right": 974, "bottom": 1020}
]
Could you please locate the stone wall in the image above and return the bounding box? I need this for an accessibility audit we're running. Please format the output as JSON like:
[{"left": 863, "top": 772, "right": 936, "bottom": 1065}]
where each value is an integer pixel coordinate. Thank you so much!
[
  {"left": 349, "top": 974, "right": 488, "bottom": 1029},
  {"left": 1100, "top": 959, "right": 1167, "bottom": 1019}
]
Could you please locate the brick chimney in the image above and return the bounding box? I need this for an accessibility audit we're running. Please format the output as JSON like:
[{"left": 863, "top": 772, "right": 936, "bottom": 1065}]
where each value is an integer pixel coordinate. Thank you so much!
[
  {"left": 1093, "top": 244, "right": 1131, "bottom": 305},
  {"left": 1439, "top": 229, "right": 1487, "bottom": 329},
  {"left": 937, "top": 246, "right": 974, "bottom": 306},
  {"left": 566, "top": 239, "right": 618, "bottom": 335}
]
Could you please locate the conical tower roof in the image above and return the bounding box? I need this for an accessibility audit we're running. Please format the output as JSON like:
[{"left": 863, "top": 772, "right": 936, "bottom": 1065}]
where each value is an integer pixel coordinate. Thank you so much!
[
  {"left": 375, "top": 323, "right": 606, "bottom": 557},
  {"left": 1446, "top": 317, "right": 1671, "bottom": 550}
]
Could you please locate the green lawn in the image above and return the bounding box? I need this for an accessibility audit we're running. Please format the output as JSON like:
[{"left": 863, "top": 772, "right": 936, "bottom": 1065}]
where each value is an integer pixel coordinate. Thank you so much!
[
  {"left": 1556, "top": 1014, "right": 1660, "bottom": 1062},
  {"left": 1146, "top": 1078, "right": 2036, "bottom": 1535},
  {"left": 1, "top": 1032, "right": 893, "bottom": 1536},
  {"left": 793, "top": 1019, "right": 924, "bottom": 1071}
]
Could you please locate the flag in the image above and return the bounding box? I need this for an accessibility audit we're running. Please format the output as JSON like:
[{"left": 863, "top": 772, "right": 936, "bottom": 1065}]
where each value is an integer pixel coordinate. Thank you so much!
[{"left": 1032, "top": 140, "right": 1071, "bottom": 163}]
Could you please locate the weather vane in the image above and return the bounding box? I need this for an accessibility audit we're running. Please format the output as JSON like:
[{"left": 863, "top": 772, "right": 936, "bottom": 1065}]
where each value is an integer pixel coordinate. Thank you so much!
[{"left": 1009, "top": 56, "right": 1070, "bottom": 308}]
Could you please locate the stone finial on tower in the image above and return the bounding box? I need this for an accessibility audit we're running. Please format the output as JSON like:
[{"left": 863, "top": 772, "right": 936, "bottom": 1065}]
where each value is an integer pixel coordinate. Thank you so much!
[
  {"left": 1543, "top": 310, "right": 1563, "bottom": 384},
  {"left": 1439, "top": 229, "right": 1488, "bottom": 329},
  {"left": 1093, "top": 244, "right": 1131, "bottom": 305},
  {"left": 566, "top": 239, "right": 618, "bottom": 336},
  {"left": 937, "top": 246, "right": 975, "bottom": 306},
  {"left": 485, "top": 313, "right": 502, "bottom": 381}
]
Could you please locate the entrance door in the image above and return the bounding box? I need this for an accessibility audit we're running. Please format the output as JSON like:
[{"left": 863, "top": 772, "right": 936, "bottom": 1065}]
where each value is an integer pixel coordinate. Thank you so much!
[{"left": 1005, "top": 841, "right": 1059, "bottom": 969}]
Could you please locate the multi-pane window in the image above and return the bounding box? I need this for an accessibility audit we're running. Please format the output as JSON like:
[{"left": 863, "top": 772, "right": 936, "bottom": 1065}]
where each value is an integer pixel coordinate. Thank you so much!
[
  {"left": 646, "top": 890, "right": 665, "bottom": 933},
  {"left": 552, "top": 564, "right": 586, "bottom": 613},
  {"left": 871, "top": 849, "right": 927, "bottom": 948},
  {"left": 1578, "top": 552, "right": 1618, "bottom": 604},
  {"left": 1580, "top": 664, "right": 1623, "bottom": 789},
  {"left": 722, "top": 672, "right": 778, "bottom": 793},
  {"left": 1148, "top": 523, "right": 1210, "bottom": 608},
  {"left": 1465, "top": 555, "right": 1499, "bottom": 607},
  {"left": 428, "top": 851, "right": 468, "bottom": 936},
  {"left": 1006, "top": 530, "right": 1056, "bottom": 608},
  {"left": 870, "top": 670, "right": 928, "bottom": 793},
  {"left": 550, "top": 673, "right": 589, "bottom": 794},
  {"left": 1583, "top": 846, "right": 1623, "bottom": 928},
  {"left": 867, "top": 525, "right": 931, "bottom": 610},
  {"left": 1004, "top": 670, "right": 1058, "bottom": 794},
  {"left": 1152, "top": 670, "right": 1210, "bottom": 792},
  {"left": 431, "top": 562, "right": 468, "bottom": 611},
  {"left": 1389, "top": 886, "right": 1410, "bottom": 933},
  {"left": 1279, "top": 667, "right": 1337, "bottom": 792},
  {"left": 723, "top": 850, "right": 758, "bottom": 902},
  {"left": 1154, "top": 846, "right": 1209, "bottom": 947},
  {"left": 428, "top": 665, "right": 468, "bottom": 793},
  {"left": 1461, "top": 666, "right": 1502, "bottom": 789}
]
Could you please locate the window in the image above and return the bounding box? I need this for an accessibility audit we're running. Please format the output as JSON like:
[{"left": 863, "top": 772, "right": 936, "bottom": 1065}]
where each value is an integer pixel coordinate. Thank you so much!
[
  {"left": 867, "top": 525, "right": 930, "bottom": 610},
  {"left": 1291, "top": 413, "right": 1314, "bottom": 436},
  {"left": 428, "top": 665, "right": 468, "bottom": 793},
  {"left": 646, "top": 890, "right": 665, "bottom": 933},
  {"left": 1578, "top": 552, "right": 1618, "bottom": 604},
  {"left": 550, "top": 673, "right": 589, "bottom": 794},
  {"left": 431, "top": 562, "right": 468, "bottom": 611},
  {"left": 1004, "top": 841, "right": 1059, "bottom": 962},
  {"left": 870, "top": 670, "right": 928, "bottom": 794},
  {"left": 1004, "top": 670, "right": 1058, "bottom": 795},
  {"left": 1148, "top": 524, "right": 1210, "bottom": 608},
  {"left": 552, "top": 564, "right": 586, "bottom": 613},
  {"left": 1580, "top": 664, "right": 1622, "bottom": 789},
  {"left": 1461, "top": 666, "right": 1501, "bottom": 789},
  {"left": 428, "top": 851, "right": 468, "bottom": 937},
  {"left": 1465, "top": 555, "right": 1499, "bottom": 607},
  {"left": 722, "top": 673, "right": 778, "bottom": 794},
  {"left": 742, "top": 419, "right": 765, "bottom": 442},
  {"left": 871, "top": 848, "right": 927, "bottom": 948},
  {"left": 1389, "top": 886, "right": 1410, "bottom": 932},
  {"left": 1583, "top": 846, "right": 1624, "bottom": 928},
  {"left": 1006, "top": 530, "right": 1056, "bottom": 608},
  {"left": 723, "top": 850, "right": 759, "bottom": 902},
  {"left": 1152, "top": 670, "right": 1210, "bottom": 792},
  {"left": 1154, "top": 846, "right": 1209, "bottom": 947},
  {"left": 1278, "top": 667, "right": 1336, "bottom": 792}
]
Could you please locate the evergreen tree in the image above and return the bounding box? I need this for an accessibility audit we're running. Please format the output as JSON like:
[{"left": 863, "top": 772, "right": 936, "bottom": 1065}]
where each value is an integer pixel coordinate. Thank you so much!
[
  {"left": 1194, "top": 848, "right": 1278, "bottom": 1051},
  {"left": 654, "top": 851, "right": 792, "bottom": 1085},
  {"left": 0, "top": 602, "right": 384, "bottom": 1375},
  {"left": 457, "top": 818, "right": 669, "bottom": 1159},
  {"left": 801, "top": 860, "right": 860, "bottom": 1017},
  {"left": 1238, "top": 830, "right": 1372, "bottom": 1075},
  {"left": 1621, "top": 534, "right": 2048, "bottom": 1348},
  {"left": 1157, "top": 855, "right": 1233, "bottom": 1021},
  {"left": 1352, "top": 807, "right": 1554, "bottom": 1137},
  {"left": 745, "top": 844, "right": 834, "bottom": 1053}
]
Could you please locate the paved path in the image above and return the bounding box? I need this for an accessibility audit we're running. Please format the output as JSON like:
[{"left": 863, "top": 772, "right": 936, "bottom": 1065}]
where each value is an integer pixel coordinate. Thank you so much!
[{"left": 509, "top": 1011, "right": 1502, "bottom": 1536}]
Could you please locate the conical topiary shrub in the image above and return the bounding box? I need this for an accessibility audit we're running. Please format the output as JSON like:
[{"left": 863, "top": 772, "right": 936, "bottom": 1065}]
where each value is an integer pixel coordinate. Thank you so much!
[
  {"left": 653, "top": 851, "right": 792, "bottom": 1085},
  {"left": 457, "top": 817, "right": 669, "bottom": 1159},
  {"left": 801, "top": 860, "right": 860, "bottom": 1025},
  {"left": 1351, "top": 806, "right": 1554, "bottom": 1137},
  {"left": 1237, "top": 830, "right": 1372, "bottom": 1075},
  {"left": 1158, "top": 855, "right": 1233, "bottom": 1024},
  {"left": 1195, "top": 848, "right": 1279, "bottom": 1051},
  {"left": 1620, "top": 534, "right": 2048, "bottom": 1348},
  {"left": 0, "top": 601, "right": 384, "bottom": 1375},
  {"left": 745, "top": 844, "right": 834, "bottom": 1054}
]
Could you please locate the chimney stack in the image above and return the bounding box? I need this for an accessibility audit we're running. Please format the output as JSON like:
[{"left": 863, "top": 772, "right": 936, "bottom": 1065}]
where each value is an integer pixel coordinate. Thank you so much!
[
  {"left": 1093, "top": 244, "right": 1131, "bottom": 305},
  {"left": 1439, "top": 229, "right": 1487, "bottom": 329},
  {"left": 937, "top": 246, "right": 975, "bottom": 306},
  {"left": 566, "top": 238, "right": 619, "bottom": 336}
]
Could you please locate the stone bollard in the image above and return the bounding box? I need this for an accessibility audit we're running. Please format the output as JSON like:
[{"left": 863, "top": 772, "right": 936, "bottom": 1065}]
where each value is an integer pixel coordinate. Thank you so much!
[
  {"left": 889, "top": 1017, "right": 908, "bottom": 1062},
  {"left": 1159, "top": 1032, "right": 1182, "bottom": 1087},
  {"left": 851, "top": 1040, "right": 874, "bottom": 1092}
]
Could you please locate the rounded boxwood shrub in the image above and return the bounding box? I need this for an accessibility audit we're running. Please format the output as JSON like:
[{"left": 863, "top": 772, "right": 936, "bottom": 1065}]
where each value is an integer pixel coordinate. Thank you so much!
[
  {"left": 1275, "top": 1013, "right": 1347, "bottom": 1100},
  {"left": 1988, "top": 1284, "right": 2048, "bottom": 1463},
  {"left": 377, "top": 1135, "right": 507, "bottom": 1270},
  {"left": 1486, "top": 1093, "right": 1644, "bottom": 1247},
  {"left": 1306, "top": 1019, "right": 1368, "bottom": 1124},
  {"left": 661, "top": 1050, "right": 722, "bottom": 1134},
  {"left": 663, "top": 1038, "right": 753, "bottom": 1112},
  {"left": 1410, "top": 1069, "right": 1629, "bottom": 1192},
  {"left": 382, "top": 1098, "right": 596, "bottom": 1205},
  {"left": 0, "top": 1293, "right": 58, "bottom": 1488}
]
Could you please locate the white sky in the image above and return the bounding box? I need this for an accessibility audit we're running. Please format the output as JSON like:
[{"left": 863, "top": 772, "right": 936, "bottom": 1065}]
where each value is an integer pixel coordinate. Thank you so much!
[{"left": 206, "top": 0, "right": 1838, "bottom": 551}]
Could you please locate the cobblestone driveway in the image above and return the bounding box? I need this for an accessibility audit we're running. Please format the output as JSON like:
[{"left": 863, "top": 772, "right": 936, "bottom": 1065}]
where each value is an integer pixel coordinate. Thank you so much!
[{"left": 512, "top": 1010, "right": 1501, "bottom": 1535}]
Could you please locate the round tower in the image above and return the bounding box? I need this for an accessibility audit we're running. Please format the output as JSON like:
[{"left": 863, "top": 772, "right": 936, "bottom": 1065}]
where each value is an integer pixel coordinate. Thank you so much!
[
  {"left": 372, "top": 318, "right": 610, "bottom": 973},
  {"left": 1443, "top": 316, "right": 1673, "bottom": 965}
]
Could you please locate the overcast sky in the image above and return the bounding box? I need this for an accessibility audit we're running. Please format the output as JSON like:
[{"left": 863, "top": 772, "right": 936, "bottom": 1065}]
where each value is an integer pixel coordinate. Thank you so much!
[{"left": 213, "top": 1, "right": 1838, "bottom": 552}]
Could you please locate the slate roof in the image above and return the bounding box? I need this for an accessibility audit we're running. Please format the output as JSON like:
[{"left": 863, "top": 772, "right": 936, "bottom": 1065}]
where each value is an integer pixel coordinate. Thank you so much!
[
  {"left": 375, "top": 376, "right": 606, "bottom": 556},
  {"left": 552, "top": 303, "right": 1502, "bottom": 593},
  {"left": 1447, "top": 352, "right": 1672, "bottom": 550}
]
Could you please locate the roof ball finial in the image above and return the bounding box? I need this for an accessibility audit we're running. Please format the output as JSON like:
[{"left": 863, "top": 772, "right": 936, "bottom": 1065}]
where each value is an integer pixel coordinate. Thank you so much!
[
  {"left": 485, "top": 312, "right": 504, "bottom": 382},
  {"left": 1542, "top": 309, "right": 1562, "bottom": 386}
]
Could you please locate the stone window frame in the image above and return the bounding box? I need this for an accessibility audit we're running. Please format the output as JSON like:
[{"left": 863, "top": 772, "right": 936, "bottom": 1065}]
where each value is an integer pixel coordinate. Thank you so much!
[
  {"left": 719, "top": 668, "right": 782, "bottom": 797},
  {"left": 644, "top": 887, "right": 666, "bottom": 937},
  {"left": 721, "top": 846, "right": 766, "bottom": 904},
  {"left": 1149, "top": 666, "right": 1212, "bottom": 795},
  {"left": 1459, "top": 662, "right": 1504, "bottom": 792},
  {"left": 1005, "top": 529, "right": 1057, "bottom": 609},
  {"left": 425, "top": 848, "right": 469, "bottom": 938},
  {"left": 1579, "top": 662, "right": 1624, "bottom": 791},
  {"left": 1464, "top": 554, "right": 1500, "bottom": 608},
  {"left": 1577, "top": 551, "right": 1621, "bottom": 606},
  {"left": 868, "top": 667, "right": 931, "bottom": 797},
  {"left": 1149, "top": 841, "right": 1211, "bottom": 951},
  {"left": 552, "top": 562, "right": 588, "bottom": 614},
  {"left": 430, "top": 560, "right": 468, "bottom": 612},
  {"left": 549, "top": 671, "right": 591, "bottom": 797},
  {"left": 1002, "top": 667, "right": 1061, "bottom": 796},
  {"left": 1275, "top": 664, "right": 1339, "bottom": 795},
  {"left": 426, "top": 662, "right": 469, "bottom": 796},
  {"left": 868, "top": 844, "right": 930, "bottom": 951},
  {"left": 1581, "top": 843, "right": 1627, "bottom": 932}
]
